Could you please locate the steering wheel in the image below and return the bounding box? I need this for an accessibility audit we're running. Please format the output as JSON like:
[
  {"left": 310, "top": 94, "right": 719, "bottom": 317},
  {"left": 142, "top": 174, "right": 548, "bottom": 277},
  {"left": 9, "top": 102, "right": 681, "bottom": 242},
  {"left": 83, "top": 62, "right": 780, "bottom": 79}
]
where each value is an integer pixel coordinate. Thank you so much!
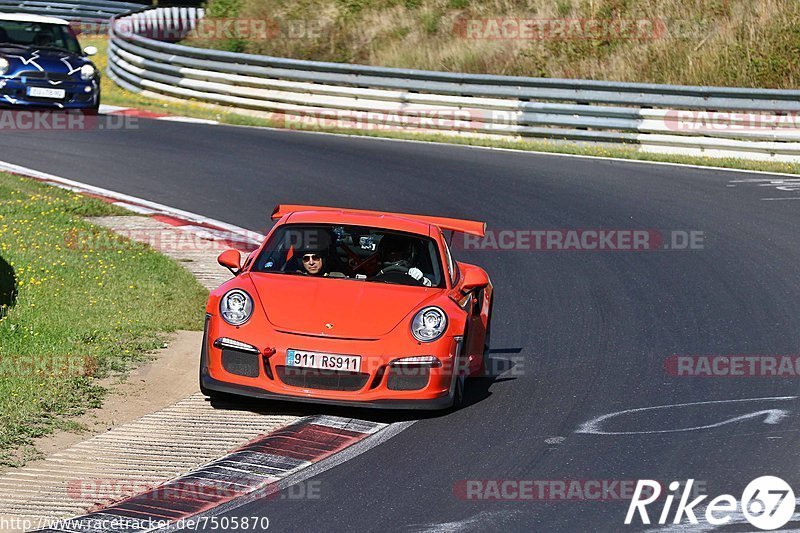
[
  {"left": 371, "top": 268, "right": 426, "bottom": 286},
  {"left": 379, "top": 264, "right": 409, "bottom": 275}
]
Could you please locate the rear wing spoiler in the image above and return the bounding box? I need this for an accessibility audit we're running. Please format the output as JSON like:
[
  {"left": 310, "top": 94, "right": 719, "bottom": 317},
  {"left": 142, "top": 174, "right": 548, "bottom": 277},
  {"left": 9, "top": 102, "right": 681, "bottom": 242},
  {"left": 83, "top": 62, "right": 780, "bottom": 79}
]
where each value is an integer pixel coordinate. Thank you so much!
[{"left": 271, "top": 204, "right": 486, "bottom": 237}]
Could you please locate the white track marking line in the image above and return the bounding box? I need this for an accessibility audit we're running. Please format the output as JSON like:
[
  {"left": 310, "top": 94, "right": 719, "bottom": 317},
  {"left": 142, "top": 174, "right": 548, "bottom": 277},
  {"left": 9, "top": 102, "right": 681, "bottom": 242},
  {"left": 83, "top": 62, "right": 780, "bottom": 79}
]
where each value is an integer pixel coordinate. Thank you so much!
[
  {"left": 576, "top": 396, "right": 797, "bottom": 435},
  {"left": 157, "top": 116, "right": 218, "bottom": 125},
  {"left": 0, "top": 160, "right": 263, "bottom": 244},
  {"left": 98, "top": 104, "right": 128, "bottom": 114}
]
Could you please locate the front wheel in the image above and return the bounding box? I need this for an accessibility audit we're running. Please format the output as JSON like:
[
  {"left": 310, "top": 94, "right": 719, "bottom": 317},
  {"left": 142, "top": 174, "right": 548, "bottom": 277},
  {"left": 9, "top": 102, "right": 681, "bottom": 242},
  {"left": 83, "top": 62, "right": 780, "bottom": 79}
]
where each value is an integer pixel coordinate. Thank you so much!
[
  {"left": 477, "top": 296, "right": 493, "bottom": 377},
  {"left": 85, "top": 90, "right": 101, "bottom": 115},
  {"left": 199, "top": 364, "right": 226, "bottom": 400},
  {"left": 199, "top": 367, "right": 216, "bottom": 398},
  {"left": 451, "top": 374, "right": 465, "bottom": 409}
]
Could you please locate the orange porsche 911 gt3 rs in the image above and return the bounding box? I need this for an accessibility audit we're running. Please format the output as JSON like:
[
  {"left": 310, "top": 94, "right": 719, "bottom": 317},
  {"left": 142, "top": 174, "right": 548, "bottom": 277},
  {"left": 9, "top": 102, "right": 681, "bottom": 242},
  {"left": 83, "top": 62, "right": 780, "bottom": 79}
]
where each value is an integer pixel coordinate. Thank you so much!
[{"left": 200, "top": 205, "right": 493, "bottom": 409}]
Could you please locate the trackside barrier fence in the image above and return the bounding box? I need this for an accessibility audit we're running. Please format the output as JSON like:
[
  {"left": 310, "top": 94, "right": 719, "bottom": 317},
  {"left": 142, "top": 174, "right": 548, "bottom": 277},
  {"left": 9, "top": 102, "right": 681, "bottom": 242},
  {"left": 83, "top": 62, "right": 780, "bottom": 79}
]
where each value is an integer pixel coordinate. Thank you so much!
[{"left": 6, "top": 3, "right": 800, "bottom": 162}]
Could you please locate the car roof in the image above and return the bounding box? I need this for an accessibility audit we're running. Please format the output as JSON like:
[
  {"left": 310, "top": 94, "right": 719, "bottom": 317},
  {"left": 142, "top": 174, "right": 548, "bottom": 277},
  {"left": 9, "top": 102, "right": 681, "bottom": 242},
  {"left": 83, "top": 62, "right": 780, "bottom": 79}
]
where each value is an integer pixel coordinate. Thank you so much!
[
  {"left": 281, "top": 210, "right": 435, "bottom": 238},
  {"left": 0, "top": 13, "right": 70, "bottom": 25}
]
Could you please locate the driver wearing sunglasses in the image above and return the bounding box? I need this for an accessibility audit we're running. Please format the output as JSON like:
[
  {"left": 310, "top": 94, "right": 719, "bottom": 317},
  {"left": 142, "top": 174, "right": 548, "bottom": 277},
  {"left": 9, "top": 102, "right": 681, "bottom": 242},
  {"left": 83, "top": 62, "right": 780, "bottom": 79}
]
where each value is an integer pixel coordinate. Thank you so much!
[{"left": 300, "top": 251, "right": 327, "bottom": 276}]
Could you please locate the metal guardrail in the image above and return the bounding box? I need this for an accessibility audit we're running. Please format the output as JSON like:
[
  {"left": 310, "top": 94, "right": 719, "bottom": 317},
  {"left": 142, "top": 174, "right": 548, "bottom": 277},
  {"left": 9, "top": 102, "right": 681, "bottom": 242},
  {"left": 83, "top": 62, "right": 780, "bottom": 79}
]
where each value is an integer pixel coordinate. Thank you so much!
[
  {"left": 7, "top": 3, "right": 800, "bottom": 161},
  {"left": 0, "top": 0, "right": 145, "bottom": 24}
]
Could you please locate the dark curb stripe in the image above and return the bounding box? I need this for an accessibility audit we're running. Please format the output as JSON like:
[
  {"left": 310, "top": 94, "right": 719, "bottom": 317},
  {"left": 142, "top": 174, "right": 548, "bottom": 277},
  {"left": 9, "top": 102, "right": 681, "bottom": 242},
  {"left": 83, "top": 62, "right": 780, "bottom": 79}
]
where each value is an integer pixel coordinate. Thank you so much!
[{"left": 34, "top": 416, "right": 385, "bottom": 533}]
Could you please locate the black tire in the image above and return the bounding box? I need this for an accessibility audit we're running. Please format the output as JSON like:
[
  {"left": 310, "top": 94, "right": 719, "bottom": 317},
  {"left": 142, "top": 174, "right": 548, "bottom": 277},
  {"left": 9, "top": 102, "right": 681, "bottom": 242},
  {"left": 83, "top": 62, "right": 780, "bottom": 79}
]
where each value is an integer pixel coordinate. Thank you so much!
[
  {"left": 199, "top": 367, "right": 216, "bottom": 398},
  {"left": 478, "top": 296, "right": 493, "bottom": 377},
  {"left": 452, "top": 374, "right": 465, "bottom": 409},
  {"left": 199, "top": 365, "right": 225, "bottom": 400},
  {"left": 85, "top": 91, "right": 100, "bottom": 116}
]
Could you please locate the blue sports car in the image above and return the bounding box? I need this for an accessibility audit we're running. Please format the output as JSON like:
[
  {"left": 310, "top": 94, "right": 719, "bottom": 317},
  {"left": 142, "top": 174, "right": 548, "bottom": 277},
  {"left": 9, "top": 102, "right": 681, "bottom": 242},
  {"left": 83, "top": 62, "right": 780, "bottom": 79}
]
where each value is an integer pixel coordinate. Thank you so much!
[{"left": 0, "top": 13, "right": 100, "bottom": 112}]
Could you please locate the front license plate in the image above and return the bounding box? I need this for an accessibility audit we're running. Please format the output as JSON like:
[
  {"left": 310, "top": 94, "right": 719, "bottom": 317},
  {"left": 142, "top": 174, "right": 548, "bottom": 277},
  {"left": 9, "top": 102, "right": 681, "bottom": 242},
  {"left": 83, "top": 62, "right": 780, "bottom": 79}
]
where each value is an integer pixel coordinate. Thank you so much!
[
  {"left": 286, "top": 349, "right": 361, "bottom": 372},
  {"left": 27, "top": 87, "right": 65, "bottom": 99}
]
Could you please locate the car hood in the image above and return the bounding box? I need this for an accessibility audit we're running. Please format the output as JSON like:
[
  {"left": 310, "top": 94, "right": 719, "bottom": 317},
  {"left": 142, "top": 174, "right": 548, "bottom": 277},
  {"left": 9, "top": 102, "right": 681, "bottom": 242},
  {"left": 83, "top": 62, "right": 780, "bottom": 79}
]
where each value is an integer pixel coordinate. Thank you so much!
[
  {"left": 0, "top": 45, "right": 90, "bottom": 77},
  {"left": 248, "top": 272, "right": 442, "bottom": 339}
]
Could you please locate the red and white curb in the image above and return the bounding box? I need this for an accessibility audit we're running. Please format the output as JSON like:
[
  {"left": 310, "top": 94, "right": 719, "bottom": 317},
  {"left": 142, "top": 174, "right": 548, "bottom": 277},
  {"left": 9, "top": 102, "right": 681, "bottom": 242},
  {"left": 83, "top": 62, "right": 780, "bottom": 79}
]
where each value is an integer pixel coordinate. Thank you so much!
[
  {"left": 0, "top": 160, "right": 262, "bottom": 254},
  {"left": 100, "top": 105, "right": 219, "bottom": 125},
  {"left": 32, "top": 415, "right": 388, "bottom": 533},
  {"left": 0, "top": 395, "right": 297, "bottom": 530}
]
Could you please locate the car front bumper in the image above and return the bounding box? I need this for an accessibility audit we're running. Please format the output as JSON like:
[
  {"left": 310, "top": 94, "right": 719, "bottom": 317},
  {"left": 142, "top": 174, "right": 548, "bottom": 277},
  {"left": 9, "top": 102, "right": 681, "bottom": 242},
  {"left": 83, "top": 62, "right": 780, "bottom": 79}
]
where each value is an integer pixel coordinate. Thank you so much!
[
  {"left": 200, "top": 315, "right": 462, "bottom": 410},
  {"left": 200, "top": 373, "right": 456, "bottom": 410},
  {"left": 0, "top": 77, "right": 99, "bottom": 109}
]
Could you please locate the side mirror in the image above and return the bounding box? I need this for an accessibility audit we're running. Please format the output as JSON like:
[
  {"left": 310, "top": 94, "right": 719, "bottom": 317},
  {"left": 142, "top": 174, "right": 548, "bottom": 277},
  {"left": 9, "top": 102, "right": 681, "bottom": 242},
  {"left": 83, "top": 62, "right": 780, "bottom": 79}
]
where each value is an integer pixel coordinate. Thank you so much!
[
  {"left": 460, "top": 267, "right": 489, "bottom": 294},
  {"left": 83, "top": 46, "right": 98, "bottom": 56},
  {"left": 218, "top": 249, "right": 241, "bottom": 275}
]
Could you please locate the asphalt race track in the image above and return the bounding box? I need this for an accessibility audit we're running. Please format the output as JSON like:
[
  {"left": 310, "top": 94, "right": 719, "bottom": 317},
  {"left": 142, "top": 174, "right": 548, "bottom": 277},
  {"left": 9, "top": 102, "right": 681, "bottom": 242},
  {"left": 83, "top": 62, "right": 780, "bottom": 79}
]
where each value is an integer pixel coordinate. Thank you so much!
[{"left": 3, "top": 119, "right": 800, "bottom": 532}]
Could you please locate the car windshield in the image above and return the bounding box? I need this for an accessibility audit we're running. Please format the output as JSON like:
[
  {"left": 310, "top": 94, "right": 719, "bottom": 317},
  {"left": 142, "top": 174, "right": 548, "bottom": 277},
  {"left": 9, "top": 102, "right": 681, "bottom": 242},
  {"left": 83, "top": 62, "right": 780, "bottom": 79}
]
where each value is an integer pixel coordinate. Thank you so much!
[
  {"left": 252, "top": 224, "right": 445, "bottom": 288},
  {"left": 0, "top": 21, "right": 82, "bottom": 54}
]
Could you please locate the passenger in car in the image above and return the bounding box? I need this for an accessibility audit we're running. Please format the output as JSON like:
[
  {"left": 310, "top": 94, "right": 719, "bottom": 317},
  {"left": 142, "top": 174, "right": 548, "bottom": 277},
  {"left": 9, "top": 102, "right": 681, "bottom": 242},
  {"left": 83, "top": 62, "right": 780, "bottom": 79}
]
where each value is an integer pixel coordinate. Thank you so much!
[{"left": 376, "top": 234, "right": 433, "bottom": 286}]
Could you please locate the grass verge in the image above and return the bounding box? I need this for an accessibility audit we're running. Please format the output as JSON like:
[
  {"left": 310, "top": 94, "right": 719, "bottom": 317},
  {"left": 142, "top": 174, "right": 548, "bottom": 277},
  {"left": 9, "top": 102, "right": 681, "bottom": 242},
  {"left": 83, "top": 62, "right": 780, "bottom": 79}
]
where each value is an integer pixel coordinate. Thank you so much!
[
  {"left": 84, "top": 35, "right": 800, "bottom": 176},
  {"left": 0, "top": 173, "right": 208, "bottom": 466}
]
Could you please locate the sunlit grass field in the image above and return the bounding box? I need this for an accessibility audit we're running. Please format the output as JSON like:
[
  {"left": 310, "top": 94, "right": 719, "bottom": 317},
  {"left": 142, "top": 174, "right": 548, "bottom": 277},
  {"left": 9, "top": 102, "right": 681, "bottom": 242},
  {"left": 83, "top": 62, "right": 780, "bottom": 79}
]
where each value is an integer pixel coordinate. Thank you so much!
[
  {"left": 196, "top": 0, "right": 800, "bottom": 89},
  {"left": 0, "top": 173, "right": 207, "bottom": 465}
]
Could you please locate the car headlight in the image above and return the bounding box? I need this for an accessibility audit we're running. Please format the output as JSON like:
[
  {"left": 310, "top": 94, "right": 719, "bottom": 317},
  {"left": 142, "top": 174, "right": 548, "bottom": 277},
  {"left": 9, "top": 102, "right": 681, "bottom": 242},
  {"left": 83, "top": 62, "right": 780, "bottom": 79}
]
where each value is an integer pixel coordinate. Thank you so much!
[
  {"left": 411, "top": 306, "right": 448, "bottom": 342},
  {"left": 220, "top": 289, "right": 253, "bottom": 326},
  {"left": 79, "top": 64, "right": 96, "bottom": 80},
  {"left": 0, "top": 57, "right": 9, "bottom": 76}
]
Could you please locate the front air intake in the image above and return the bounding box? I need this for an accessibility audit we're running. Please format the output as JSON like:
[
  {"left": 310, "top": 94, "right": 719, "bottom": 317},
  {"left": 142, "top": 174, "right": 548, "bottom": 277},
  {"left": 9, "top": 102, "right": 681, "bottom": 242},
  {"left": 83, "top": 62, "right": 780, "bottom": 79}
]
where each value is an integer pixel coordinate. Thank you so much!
[{"left": 221, "top": 349, "right": 260, "bottom": 378}]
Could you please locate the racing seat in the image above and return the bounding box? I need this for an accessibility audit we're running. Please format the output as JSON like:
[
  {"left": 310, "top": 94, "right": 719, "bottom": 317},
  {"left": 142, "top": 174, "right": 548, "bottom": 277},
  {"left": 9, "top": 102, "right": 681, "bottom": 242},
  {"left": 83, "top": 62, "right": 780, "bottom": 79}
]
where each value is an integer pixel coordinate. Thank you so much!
[
  {"left": 410, "top": 240, "right": 434, "bottom": 274},
  {"left": 283, "top": 253, "right": 306, "bottom": 273},
  {"left": 376, "top": 234, "right": 415, "bottom": 267}
]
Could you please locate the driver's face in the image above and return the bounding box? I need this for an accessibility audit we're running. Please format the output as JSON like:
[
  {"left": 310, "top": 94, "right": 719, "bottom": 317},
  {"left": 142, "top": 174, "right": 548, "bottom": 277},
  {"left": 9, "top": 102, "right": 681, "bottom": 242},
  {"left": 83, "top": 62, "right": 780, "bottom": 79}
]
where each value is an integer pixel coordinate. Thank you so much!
[{"left": 302, "top": 253, "right": 323, "bottom": 275}]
